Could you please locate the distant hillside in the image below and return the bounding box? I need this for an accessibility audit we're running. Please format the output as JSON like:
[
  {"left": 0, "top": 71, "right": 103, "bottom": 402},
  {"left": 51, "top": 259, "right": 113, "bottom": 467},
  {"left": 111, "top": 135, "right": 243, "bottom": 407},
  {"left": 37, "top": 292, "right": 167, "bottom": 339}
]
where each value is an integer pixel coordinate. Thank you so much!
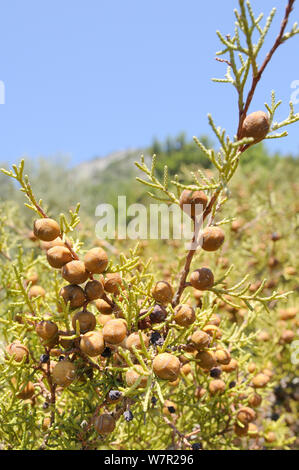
[{"left": 75, "top": 148, "right": 141, "bottom": 181}]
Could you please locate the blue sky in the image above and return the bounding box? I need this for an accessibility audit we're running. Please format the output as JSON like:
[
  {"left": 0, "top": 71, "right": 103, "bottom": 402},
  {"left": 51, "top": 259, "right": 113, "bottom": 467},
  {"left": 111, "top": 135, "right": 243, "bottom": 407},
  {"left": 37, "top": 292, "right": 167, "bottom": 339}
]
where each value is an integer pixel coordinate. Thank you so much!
[{"left": 0, "top": 0, "right": 298, "bottom": 166}]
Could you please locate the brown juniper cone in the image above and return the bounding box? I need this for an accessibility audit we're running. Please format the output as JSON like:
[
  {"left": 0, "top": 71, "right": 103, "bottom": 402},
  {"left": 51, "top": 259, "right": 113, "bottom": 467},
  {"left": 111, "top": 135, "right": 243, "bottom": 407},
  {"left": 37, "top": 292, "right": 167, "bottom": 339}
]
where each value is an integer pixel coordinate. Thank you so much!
[
  {"left": 215, "top": 349, "right": 231, "bottom": 365},
  {"left": 84, "top": 280, "right": 104, "bottom": 301},
  {"left": 33, "top": 218, "right": 61, "bottom": 242},
  {"left": 191, "top": 330, "right": 211, "bottom": 350},
  {"left": 60, "top": 284, "right": 86, "bottom": 309},
  {"left": 94, "top": 414, "right": 116, "bottom": 435},
  {"left": 152, "top": 281, "right": 173, "bottom": 305},
  {"left": 17, "top": 381, "right": 35, "bottom": 400},
  {"left": 84, "top": 247, "right": 108, "bottom": 274},
  {"left": 102, "top": 319, "right": 127, "bottom": 344},
  {"left": 240, "top": 111, "right": 270, "bottom": 143},
  {"left": 6, "top": 341, "right": 29, "bottom": 363},
  {"left": 251, "top": 373, "right": 270, "bottom": 388},
  {"left": 196, "top": 350, "right": 216, "bottom": 370},
  {"left": 190, "top": 267, "right": 214, "bottom": 290},
  {"left": 234, "top": 422, "right": 249, "bottom": 437},
  {"left": 104, "top": 273, "right": 122, "bottom": 294},
  {"left": 179, "top": 189, "right": 208, "bottom": 218},
  {"left": 72, "top": 310, "right": 96, "bottom": 334},
  {"left": 201, "top": 227, "right": 225, "bottom": 252},
  {"left": 153, "top": 353, "right": 180, "bottom": 381},
  {"left": 236, "top": 407, "right": 256, "bottom": 424},
  {"left": 173, "top": 304, "right": 196, "bottom": 327},
  {"left": 95, "top": 298, "right": 114, "bottom": 315},
  {"left": 125, "top": 332, "right": 149, "bottom": 351},
  {"left": 79, "top": 330, "right": 105, "bottom": 357},
  {"left": 46, "top": 245, "right": 73, "bottom": 268},
  {"left": 28, "top": 285, "right": 46, "bottom": 299},
  {"left": 52, "top": 360, "right": 76, "bottom": 387},
  {"left": 35, "top": 320, "right": 58, "bottom": 340},
  {"left": 62, "top": 260, "right": 89, "bottom": 285},
  {"left": 209, "top": 379, "right": 226, "bottom": 395},
  {"left": 126, "top": 365, "right": 148, "bottom": 388}
]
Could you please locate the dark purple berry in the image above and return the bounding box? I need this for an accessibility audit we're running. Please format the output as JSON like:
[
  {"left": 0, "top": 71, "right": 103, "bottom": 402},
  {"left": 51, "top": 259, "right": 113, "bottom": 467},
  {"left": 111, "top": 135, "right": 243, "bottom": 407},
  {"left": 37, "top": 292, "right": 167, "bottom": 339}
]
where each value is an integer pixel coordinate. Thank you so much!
[
  {"left": 108, "top": 390, "right": 122, "bottom": 401},
  {"left": 40, "top": 354, "right": 49, "bottom": 363},
  {"left": 168, "top": 406, "right": 176, "bottom": 414},
  {"left": 123, "top": 410, "right": 133, "bottom": 422},
  {"left": 191, "top": 443, "right": 202, "bottom": 450},
  {"left": 150, "top": 331, "right": 163, "bottom": 345},
  {"left": 150, "top": 304, "right": 167, "bottom": 324},
  {"left": 151, "top": 396, "right": 158, "bottom": 405},
  {"left": 101, "top": 347, "right": 112, "bottom": 358},
  {"left": 210, "top": 367, "right": 222, "bottom": 378}
]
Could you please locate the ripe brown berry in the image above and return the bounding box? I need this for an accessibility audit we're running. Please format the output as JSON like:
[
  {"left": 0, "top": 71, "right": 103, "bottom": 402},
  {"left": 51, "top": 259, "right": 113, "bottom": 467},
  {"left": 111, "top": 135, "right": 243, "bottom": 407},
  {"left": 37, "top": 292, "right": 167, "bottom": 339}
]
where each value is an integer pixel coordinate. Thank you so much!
[
  {"left": 84, "top": 247, "right": 108, "bottom": 274},
  {"left": 149, "top": 304, "right": 168, "bottom": 323},
  {"left": 234, "top": 422, "right": 249, "bottom": 437},
  {"left": 279, "top": 329, "right": 295, "bottom": 344},
  {"left": 94, "top": 414, "right": 116, "bottom": 435},
  {"left": 215, "top": 349, "right": 231, "bottom": 365},
  {"left": 247, "top": 362, "right": 256, "bottom": 373},
  {"left": 248, "top": 392, "right": 262, "bottom": 408},
  {"left": 179, "top": 189, "right": 208, "bottom": 218},
  {"left": 181, "top": 363, "right": 192, "bottom": 376},
  {"left": 279, "top": 308, "right": 297, "bottom": 320},
  {"left": 126, "top": 365, "right": 148, "bottom": 388},
  {"left": 241, "top": 111, "right": 270, "bottom": 143},
  {"left": 201, "top": 227, "right": 225, "bottom": 252},
  {"left": 251, "top": 373, "right": 270, "bottom": 388},
  {"left": 153, "top": 353, "right": 180, "bottom": 381},
  {"left": 97, "top": 313, "right": 113, "bottom": 326},
  {"left": 191, "top": 330, "right": 211, "bottom": 350},
  {"left": 237, "top": 406, "right": 256, "bottom": 424},
  {"left": 80, "top": 330, "right": 105, "bottom": 357},
  {"left": 126, "top": 332, "right": 149, "bottom": 352},
  {"left": 62, "top": 261, "right": 88, "bottom": 285},
  {"left": 60, "top": 284, "right": 86, "bottom": 309},
  {"left": 196, "top": 351, "right": 217, "bottom": 370},
  {"left": 209, "top": 379, "right": 225, "bottom": 395},
  {"left": 174, "top": 304, "right": 196, "bottom": 327},
  {"left": 72, "top": 311, "right": 96, "bottom": 334},
  {"left": 52, "top": 360, "right": 76, "bottom": 387},
  {"left": 258, "top": 331, "right": 270, "bottom": 342},
  {"left": 264, "top": 431, "right": 276, "bottom": 443},
  {"left": 35, "top": 320, "right": 58, "bottom": 340},
  {"left": 6, "top": 341, "right": 29, "bottom": 362},
  {"left": 152, "top": 281, "right": 173, "bottom": 305},
  {"left": 95, "top": 298, "right": 113, "bottom": 315},
  {"left": 221, "top": 358, "right": 238, "bottom": 373},
  {"left": 84, "top": 280, "right": 104, "bottom": 301},
  {"left": 104, "top": 273, "right": 122, "bottom": 294},
  {"left": 24, "top": 271, "right": 38, "bottom": 287},
  {"left": 17, "top": 381, "right": 35, "bottom": 400},
  {"left": 102, "top": 319, "right": 127, "bottom": 344},
  {"left": 33, "top": 218, "right": 61, "bottom": 242},
  {"left": 202, "top": 324, "right": 222, "bottom": 339},
  {"left": 190, "top": 267, "right": 214, "bottom": 290},
  {"left": 248, "top": 423, "right": 259, "bottom": 438},
  {"left": 46, "top": 246, "right": 73, "bottom": 269},
  {"left": 28, "top": 285, "right": 46, "bottom": 299}
]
